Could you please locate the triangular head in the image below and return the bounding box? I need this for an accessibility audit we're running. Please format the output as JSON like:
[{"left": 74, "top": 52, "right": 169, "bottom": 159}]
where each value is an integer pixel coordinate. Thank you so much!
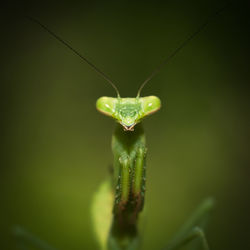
[{"left": 96, "top": 96, "right": 161, "bottom": 131}]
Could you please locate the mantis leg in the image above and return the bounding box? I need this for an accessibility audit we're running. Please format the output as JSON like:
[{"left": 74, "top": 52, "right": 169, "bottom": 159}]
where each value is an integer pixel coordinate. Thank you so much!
[
  {"left": 118, "top": 154, "right": 131, "bottom": 206},
  {"left": 108, "top": 124, "right": 146, "bottom": 250},
  {"left": 13, "top": 226, "right": 57, "bottom": 250},
  {"left": 132, "top": 145, "right": 147, "bottom": 214},
  {"left": 164, "top": 198, "right": 214, "bottom": 250}
]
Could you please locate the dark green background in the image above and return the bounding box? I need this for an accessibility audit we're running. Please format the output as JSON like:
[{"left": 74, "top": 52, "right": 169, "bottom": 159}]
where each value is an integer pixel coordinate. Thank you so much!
[{"left": 1, "top": 1, "right": 250, "bottom": 249}]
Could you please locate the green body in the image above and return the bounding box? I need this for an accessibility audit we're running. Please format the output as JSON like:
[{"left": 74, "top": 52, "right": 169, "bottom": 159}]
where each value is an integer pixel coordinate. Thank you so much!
[
  {"left": 109, "top": 123, "right": 146, "bottom": 250},
  {"left": 96, "top": 96, "right": 160, "bottom": 250}
]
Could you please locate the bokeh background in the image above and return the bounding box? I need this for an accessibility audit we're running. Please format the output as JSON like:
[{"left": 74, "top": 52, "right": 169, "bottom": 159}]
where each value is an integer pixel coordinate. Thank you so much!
[{"left": 1, "top": 0, "right": 250, "bottom": 249}]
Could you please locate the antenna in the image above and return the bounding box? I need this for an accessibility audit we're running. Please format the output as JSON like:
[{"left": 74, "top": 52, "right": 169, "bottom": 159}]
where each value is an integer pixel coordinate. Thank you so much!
[
  {"left": 26, "top": 16, "right": 120, "bottom": 97},
  {"left": 136, "top": 3, "right": 229, "bottom": 97}
]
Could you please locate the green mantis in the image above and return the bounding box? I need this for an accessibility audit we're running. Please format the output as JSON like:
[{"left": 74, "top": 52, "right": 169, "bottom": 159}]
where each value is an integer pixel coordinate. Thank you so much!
[
  {"left": 96, "top": 96, "right": 160, "bottom": 250},
  {"left": 15, "top": 5, "right": 228, "bottom": 250}
]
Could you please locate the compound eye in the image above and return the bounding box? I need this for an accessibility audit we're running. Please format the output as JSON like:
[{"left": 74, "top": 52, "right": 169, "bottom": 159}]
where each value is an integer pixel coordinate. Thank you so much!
[
  {"left": 140, "top": 96, "right": 161, "bottom": 116},
  {"left": 96, "top": 97, "right": 117, "bottom": 117}
]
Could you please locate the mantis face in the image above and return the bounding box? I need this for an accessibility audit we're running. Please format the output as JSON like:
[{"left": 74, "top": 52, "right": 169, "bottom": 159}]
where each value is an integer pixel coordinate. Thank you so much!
[{"left": 96, "top": 96, "right": 161, "bottom": 131}]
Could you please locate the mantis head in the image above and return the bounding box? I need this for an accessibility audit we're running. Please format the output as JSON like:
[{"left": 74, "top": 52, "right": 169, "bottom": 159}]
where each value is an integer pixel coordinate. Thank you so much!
[{"left": 96, "top": 96, "right": 161, "bottom": 131}]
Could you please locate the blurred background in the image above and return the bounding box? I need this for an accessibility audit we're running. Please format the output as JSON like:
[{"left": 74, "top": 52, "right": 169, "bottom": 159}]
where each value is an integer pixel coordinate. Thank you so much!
[{"left": 1, "top": 0, "right": 250, "bottom": 249}]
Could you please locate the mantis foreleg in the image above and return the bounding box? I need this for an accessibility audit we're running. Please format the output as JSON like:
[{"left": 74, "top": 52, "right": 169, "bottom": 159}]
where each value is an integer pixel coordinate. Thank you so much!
[{"left": 108, "top": 124, "right": 146, "bottom": 250}]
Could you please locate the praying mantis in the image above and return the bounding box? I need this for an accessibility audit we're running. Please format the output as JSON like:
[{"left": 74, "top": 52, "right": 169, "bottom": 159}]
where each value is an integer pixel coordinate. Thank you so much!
[{"left": 13, "top": 5, "right": 228, "bottom": 250}]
